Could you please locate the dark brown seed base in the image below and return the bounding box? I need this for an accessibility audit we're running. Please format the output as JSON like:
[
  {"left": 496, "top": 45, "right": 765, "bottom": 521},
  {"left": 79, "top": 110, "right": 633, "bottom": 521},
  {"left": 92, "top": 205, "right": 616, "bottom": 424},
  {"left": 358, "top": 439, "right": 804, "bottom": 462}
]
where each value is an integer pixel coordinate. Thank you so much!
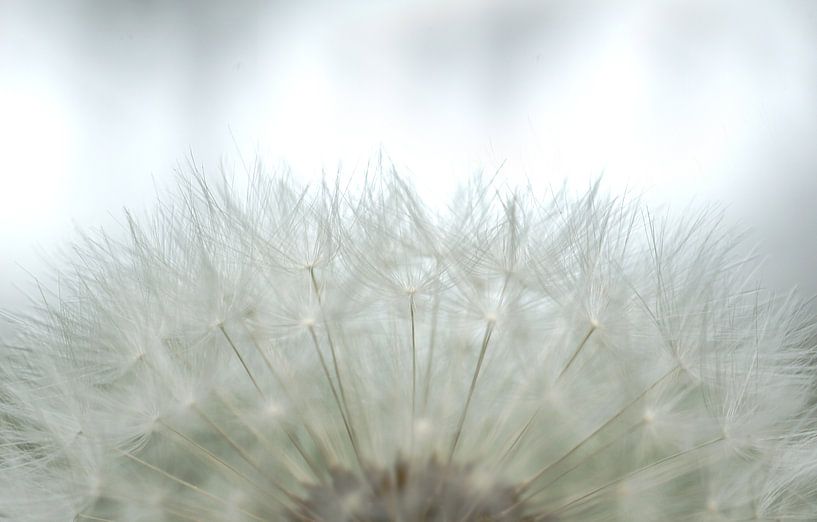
[{"left": 291, "top": 457, "right": 546, "bottom": 521}]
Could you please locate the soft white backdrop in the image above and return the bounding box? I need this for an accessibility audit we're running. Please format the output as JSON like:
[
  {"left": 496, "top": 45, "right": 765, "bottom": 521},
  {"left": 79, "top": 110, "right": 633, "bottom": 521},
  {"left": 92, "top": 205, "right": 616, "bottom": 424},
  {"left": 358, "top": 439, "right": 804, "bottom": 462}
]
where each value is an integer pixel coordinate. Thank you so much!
[{"left": 1, "top": 0, "right": 816, "bottom": 310}]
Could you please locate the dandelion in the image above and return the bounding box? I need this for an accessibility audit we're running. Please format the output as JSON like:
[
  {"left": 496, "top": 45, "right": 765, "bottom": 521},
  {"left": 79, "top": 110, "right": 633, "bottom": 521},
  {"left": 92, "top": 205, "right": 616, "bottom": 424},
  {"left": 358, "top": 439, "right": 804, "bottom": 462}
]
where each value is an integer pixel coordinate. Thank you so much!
[{"left": 1, "top": 164, "right": 816, "bottom": 521}]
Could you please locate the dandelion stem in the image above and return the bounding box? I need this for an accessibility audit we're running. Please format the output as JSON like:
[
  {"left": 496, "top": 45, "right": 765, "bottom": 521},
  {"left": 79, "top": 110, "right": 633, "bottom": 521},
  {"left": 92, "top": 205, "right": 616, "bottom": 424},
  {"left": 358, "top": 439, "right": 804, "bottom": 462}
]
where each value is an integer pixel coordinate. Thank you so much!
[
  {"left": 555, "top": 324, "right": 597, "bottom": 383},
  {"left": 421, "top": 263, "right": 442, "bottom": 412},
  {"left": 76, "top": 514, "right": 115, "bottom": 521},
  {"left": 308, "top": 266, "right": 355, "bottom": 425},
  {"left": 158, "top": 420, "right": 283, "bottom": 508},
  {"left": 219, "top": 324, "right": 263, "bottom": 395},
  {"left": 85, "top": 491, "right": 202, "bottom": 521},
  {"left": 448, "top": 321, "right": 495, "bottom": 463},
  {"left": 528, "top": 420, "right": 647, "bottom": 501},
  {"left": 245, "top": 333, "right": 331, "bottom": 471},
  {"left": 497, "top": 406, "right": 541, "bottom": 467},
  {"left": 218, "top": 391, "right": 322, "bottom": 480},
  {"left": 520, "top": 366, "right": 679, "bottom": 494},
  {"left": 118, "top": 450, "right": 267, "bottom": 522},
  {"left": 549, "top": 437, "right": 725, "bottom": 515},
  {"left": 307, "top": 325, "right": 365, "bottom": 471},
  {"left": 192, "top": 404, "right": 297, "bottom": 498},
  {"left": 409, "top": 292, "right": 417, "bottom": 449}
]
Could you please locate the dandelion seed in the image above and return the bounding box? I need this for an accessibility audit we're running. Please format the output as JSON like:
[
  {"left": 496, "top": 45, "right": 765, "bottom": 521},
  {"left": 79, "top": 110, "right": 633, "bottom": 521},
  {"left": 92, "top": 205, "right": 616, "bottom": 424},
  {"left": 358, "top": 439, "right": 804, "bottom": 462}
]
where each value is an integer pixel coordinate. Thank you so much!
[{"left": 1, "top": 166, "right": 816, "bottom": 521}]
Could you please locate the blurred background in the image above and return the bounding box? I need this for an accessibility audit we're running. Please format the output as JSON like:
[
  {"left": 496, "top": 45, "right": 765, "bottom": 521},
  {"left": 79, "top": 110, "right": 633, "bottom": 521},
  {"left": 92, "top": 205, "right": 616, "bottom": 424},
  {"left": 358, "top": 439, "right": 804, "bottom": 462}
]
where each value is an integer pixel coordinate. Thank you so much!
[{"left": 1, "top": 0, "right": 816, "bottom": 311}]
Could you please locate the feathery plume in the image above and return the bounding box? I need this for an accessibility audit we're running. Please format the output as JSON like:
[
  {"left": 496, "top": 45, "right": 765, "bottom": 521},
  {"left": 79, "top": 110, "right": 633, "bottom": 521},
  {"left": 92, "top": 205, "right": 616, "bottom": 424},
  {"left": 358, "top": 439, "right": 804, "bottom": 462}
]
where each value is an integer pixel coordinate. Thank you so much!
[{"left": 1, "top": 164, "right": 816, "bottom": 521}]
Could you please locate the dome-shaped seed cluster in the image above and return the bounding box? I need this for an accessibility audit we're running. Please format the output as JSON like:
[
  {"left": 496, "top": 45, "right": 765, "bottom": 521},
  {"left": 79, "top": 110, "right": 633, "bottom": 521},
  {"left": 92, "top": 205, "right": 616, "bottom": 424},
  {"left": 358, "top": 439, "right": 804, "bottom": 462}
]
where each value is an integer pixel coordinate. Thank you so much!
[{"left": 1, "top": 168, "right": 816, "bottom": 521}]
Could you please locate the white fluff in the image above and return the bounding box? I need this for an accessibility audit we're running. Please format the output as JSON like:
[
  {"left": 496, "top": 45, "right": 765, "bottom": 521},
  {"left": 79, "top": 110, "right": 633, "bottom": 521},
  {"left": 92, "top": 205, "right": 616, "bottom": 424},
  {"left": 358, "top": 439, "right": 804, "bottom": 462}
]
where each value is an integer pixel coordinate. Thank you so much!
[{"left": 1, "top": 166, "right": 815, "bottom": 521}]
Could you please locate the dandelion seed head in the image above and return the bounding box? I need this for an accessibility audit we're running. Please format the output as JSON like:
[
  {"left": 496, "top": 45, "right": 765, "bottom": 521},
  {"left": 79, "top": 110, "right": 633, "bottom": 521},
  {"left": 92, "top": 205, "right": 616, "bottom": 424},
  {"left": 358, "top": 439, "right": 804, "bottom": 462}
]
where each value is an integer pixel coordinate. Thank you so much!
[{"left": 1, "top": 166, "right": 816, "bottom": 521}]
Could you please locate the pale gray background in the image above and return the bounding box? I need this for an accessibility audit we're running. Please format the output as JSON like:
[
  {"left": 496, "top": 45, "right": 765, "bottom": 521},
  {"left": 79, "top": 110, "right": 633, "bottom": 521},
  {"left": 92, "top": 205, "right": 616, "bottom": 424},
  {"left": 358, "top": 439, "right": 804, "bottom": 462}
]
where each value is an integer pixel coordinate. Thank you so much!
[{"left": 1, "top": 0, "right": 816, "bottom": 314}]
